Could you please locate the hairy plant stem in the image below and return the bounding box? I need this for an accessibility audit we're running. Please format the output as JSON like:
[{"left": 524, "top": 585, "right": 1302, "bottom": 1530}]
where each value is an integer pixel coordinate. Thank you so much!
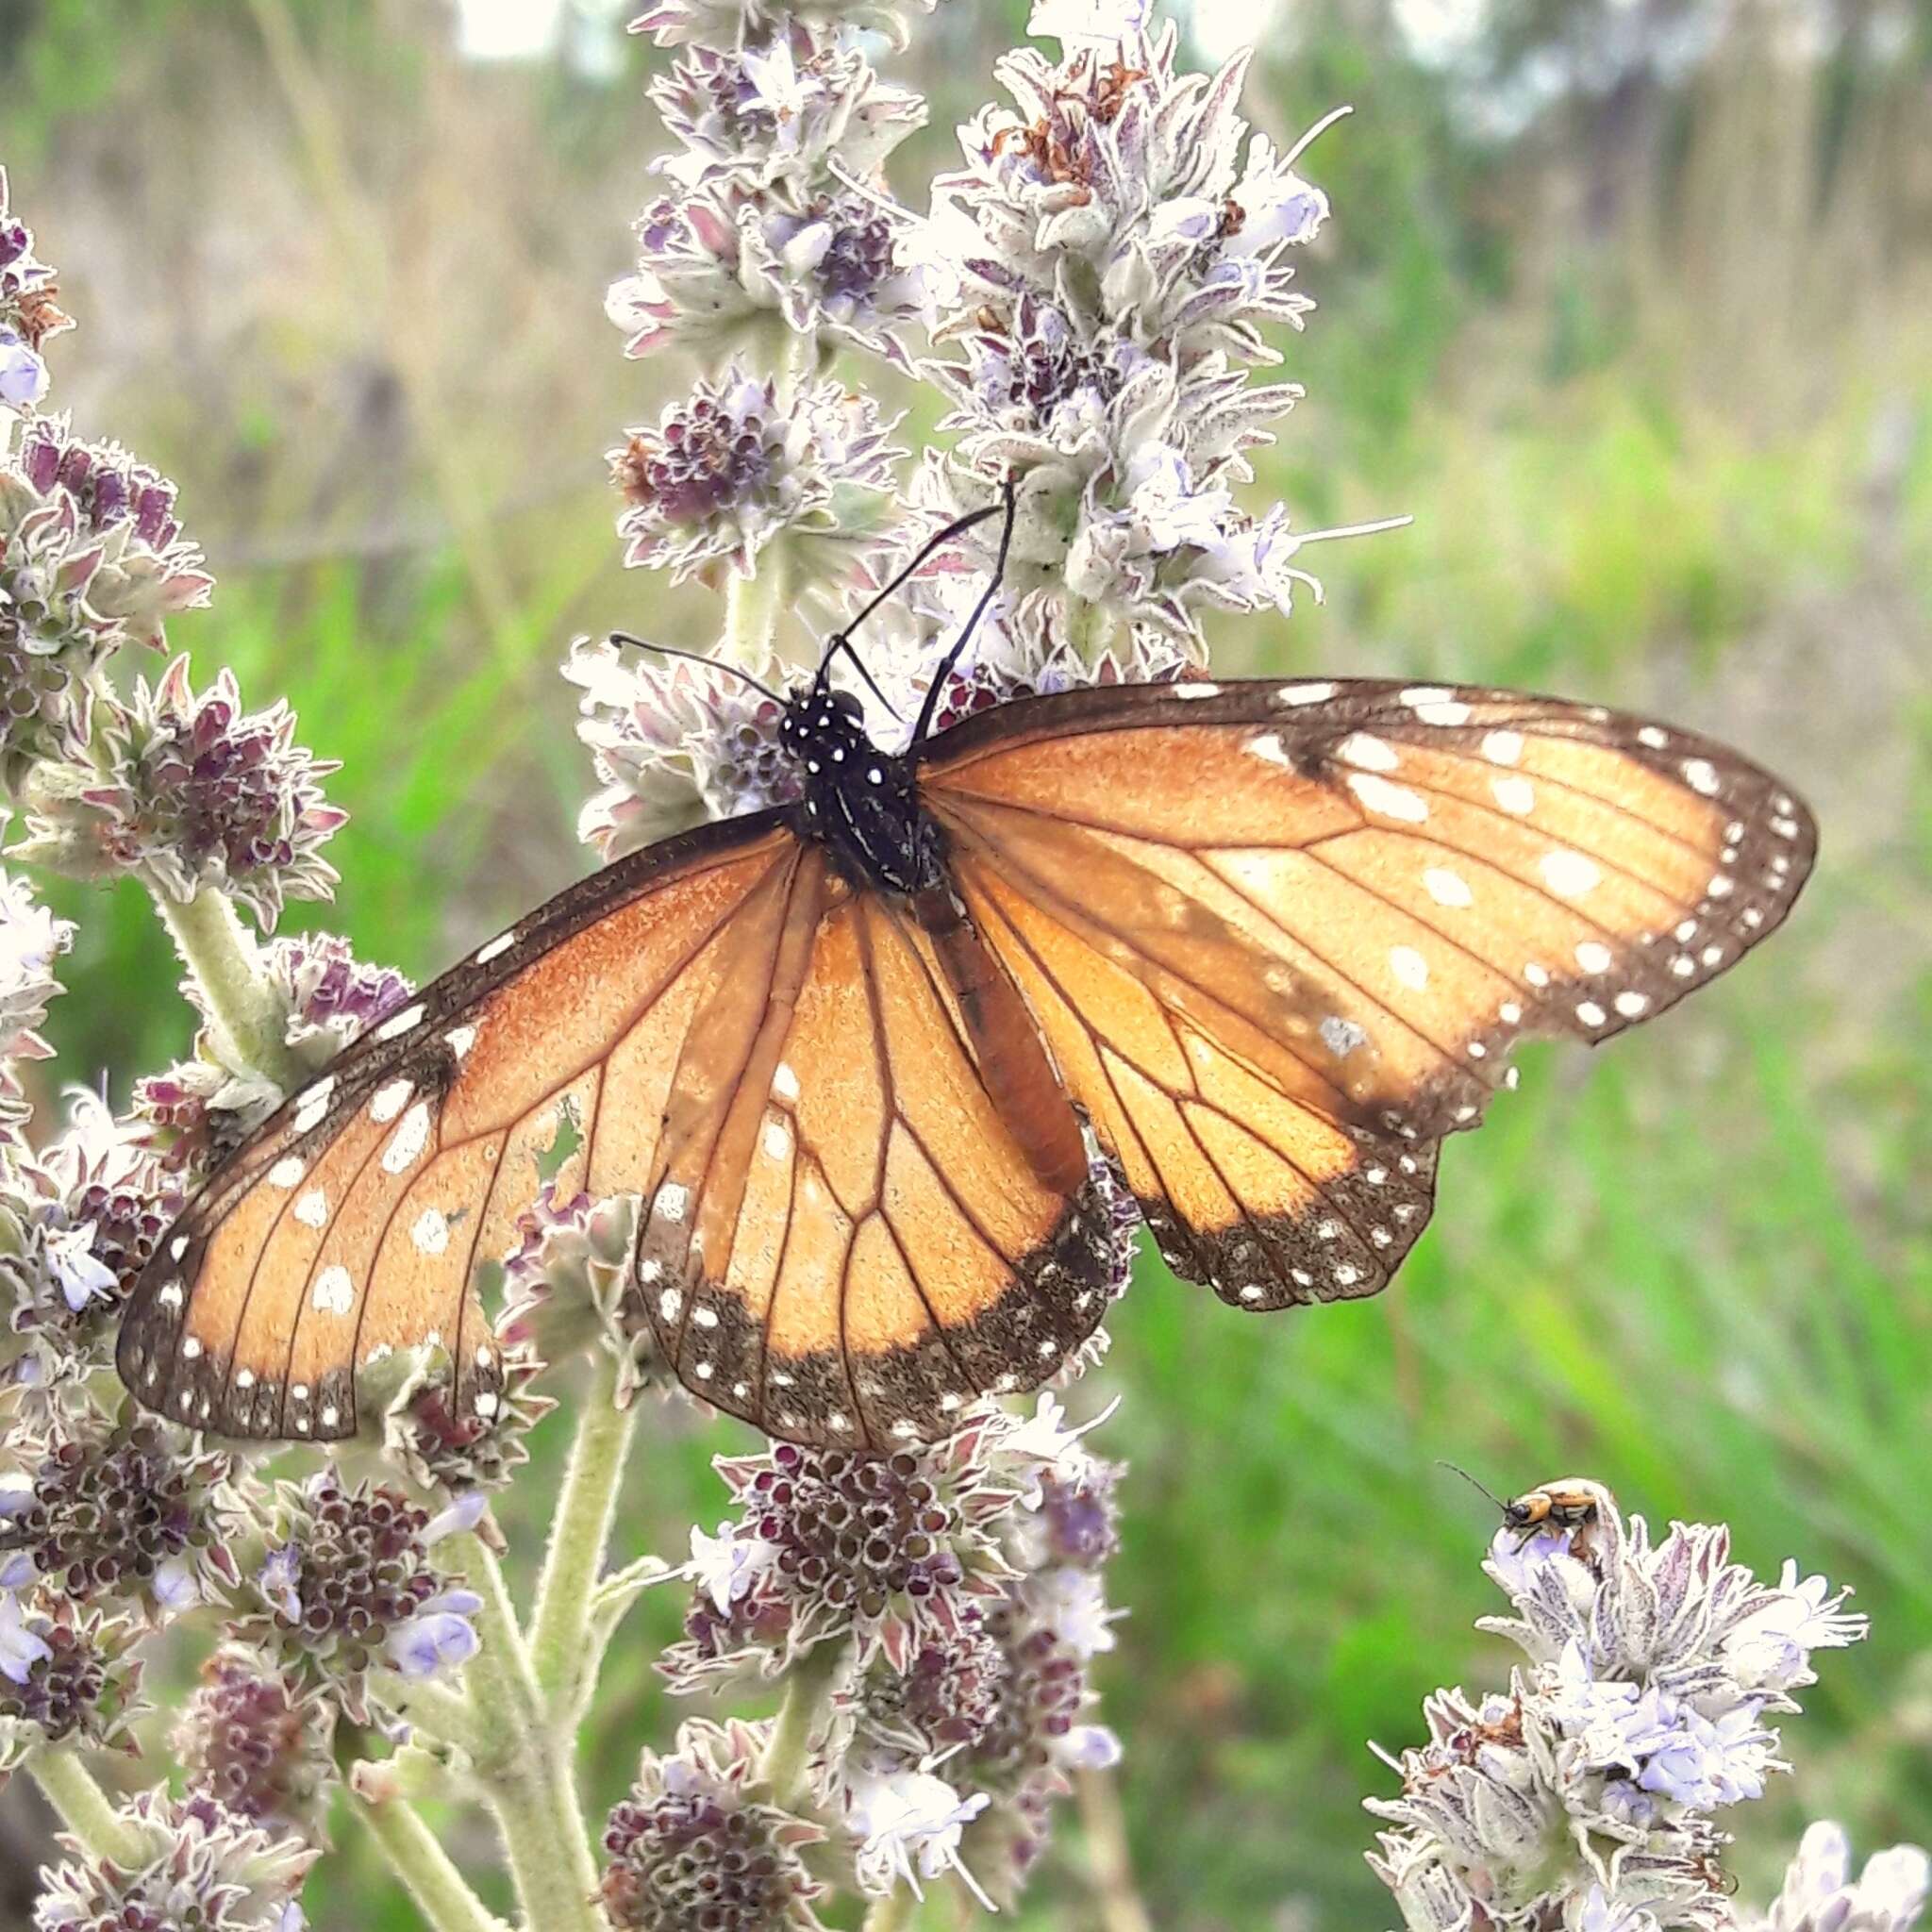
[
  {"left": 444, "top": 1531, "right": 602, "bottom": 1932},
  {"left": 723, "top": 548, "right": 790, "bottom": 672},
  {"left": 529, "top": 1349, "right": 638, "bottom": 1726},
  {"left": 758, "top": 1640, "right": 844, "bottom": 1807},
  {"left": 147, "top": 885, "right": 300, "bottom": 1091},
  {"left": 25, "top": 1748, "right": 147, "bottom": 1869},
  {"left": 352, "top": 1785, "right": 511, "bottom": 1932}
]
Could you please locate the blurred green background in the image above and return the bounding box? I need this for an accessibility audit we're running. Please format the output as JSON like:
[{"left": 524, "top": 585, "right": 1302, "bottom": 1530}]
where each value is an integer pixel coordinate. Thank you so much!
[{"left": 3, "top": 0, "right": 1929, "bottom": 1925}]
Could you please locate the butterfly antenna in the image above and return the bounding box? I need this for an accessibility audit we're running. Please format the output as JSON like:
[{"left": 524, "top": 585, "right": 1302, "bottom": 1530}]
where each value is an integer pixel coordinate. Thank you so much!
[
  {"left": 909, "top": 475, "right": 1017, "bottom": 751},
  {"left": 819, "top": 632, "right": 904, "bottom": 723},
  {"left": 1437, "top": 1459, "right": 1510, "bottom": 1514},
  {"left": 828, "top": 497, "right": 1008, "bottom": 650},
  {"left": 608, "top": 633, "right": 787, "bottom": 707}
]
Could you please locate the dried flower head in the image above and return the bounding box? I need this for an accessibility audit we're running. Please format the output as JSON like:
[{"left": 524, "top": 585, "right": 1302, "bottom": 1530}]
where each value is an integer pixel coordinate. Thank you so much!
[
  {"left": 0, "top": 1408, "right": 238, "bottom": 1617},
  {"left": 629, "top": 0, "right": 935, "bottom": 55},
  {"left": 233, "top": 1470, "right": 483, "bottom": 1724},
  {"left": 16, "top": 658, "right": 346, "bottom": 927},
  {"left": 607, "top": 362, "right": 900, "bottom": 589},
  {"left": 600, "top": 1716, "right": 828, "bottom": 1932},
  {"left": 564, "top": 637, "right": 800, "bottom": 859},
  {"left": 1, "top": 1093, "right": 181, "bottom": 1399},
  {"left": 134, "top": 931, "right": 411, "bottom": 1174},
  {"left": 1367, "top": 1480, "right": 1870, "bottom": 1932},
  {"left": 32, "top": 1790, "right": 315, "bottom": 1932},
  {"left": 0, "top": 169, "right": 73, "bottom": 359},
  {"left": 371, "top": 1334, "right": 555, "bottom": 1495},
  {"left": 651, "top": 28, "right": 924, "bottom": 193},
  {"left": 175, "top": 1645, "right": 339, "bottom": 1844},
  {"left": 1, "top": 415, "right": 211, "bottom": 664},
  {"left": 662, "top": 1414, "right": 1040, "bottom": 1691},
  {"left": 0, "top": 1592, "right": 143, "bottom": 1771},
  {"left": 0, "top": 853, "right": 70, "bottom": 1127}
]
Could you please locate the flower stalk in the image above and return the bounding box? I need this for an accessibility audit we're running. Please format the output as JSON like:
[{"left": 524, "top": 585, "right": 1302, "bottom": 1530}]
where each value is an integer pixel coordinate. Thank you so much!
[
  {"left": 350, "top": 1779, "right": 513, "bottom": 1932},
  {"left": 145, "top": 884, "right": 301, "bottom": 1093},
  {"left": 25, "top": 1745, "right": 148, "bottom": 1869}
]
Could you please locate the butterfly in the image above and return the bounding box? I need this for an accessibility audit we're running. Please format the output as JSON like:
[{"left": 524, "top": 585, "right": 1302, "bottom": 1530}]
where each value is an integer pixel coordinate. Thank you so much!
[{"left": 120, "top": 494, "right": 1816, "bottom": 1451}]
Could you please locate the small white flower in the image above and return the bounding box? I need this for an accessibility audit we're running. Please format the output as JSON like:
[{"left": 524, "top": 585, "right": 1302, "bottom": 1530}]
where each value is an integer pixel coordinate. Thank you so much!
[
  {"left": 1025, "top": 1565, "right": 1117, "bottom": 1658},
  {"left": 1724, "top": 1562, "right": 1868, "bottom": 1692},
  {"left": 847, "top": 1765, "right": 993, "bottom": 1907},
  {"left": 1747, "top": 1821, "right": 1931, "bottom": 1932},
  {"left": 687, "top": 1522, "right": 778, "bottom": 1617}
]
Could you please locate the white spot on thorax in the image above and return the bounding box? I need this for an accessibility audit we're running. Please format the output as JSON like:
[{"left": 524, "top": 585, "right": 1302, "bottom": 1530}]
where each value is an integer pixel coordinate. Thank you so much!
[{"left": 313, "top": 1266, "right": 355, "bottom": 1316}]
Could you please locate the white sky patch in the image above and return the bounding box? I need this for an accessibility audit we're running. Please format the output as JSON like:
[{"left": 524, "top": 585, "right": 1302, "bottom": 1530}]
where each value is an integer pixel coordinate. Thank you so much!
[
  {"left": 1184, "top": 0, "right": 1287, "bottom": 61},
  {"left": 457, "top": 0, "right": 563, "bottom": 60}
]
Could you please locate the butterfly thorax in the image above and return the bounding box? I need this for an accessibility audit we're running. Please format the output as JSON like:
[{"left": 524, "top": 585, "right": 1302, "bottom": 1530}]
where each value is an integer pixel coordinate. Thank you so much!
[{"left": 781, "top": 681, "right": 946, "bottom": 897}]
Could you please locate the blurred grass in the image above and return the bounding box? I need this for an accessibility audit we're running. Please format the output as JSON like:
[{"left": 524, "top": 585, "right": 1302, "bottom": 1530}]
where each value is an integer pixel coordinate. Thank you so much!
[{"left": 7, "top": 0, "right": 1932, "bottom": 1926}]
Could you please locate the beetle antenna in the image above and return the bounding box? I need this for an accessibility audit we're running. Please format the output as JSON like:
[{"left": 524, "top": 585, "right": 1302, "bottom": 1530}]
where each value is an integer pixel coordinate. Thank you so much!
[
  {"left": 1437, "top": 1460, "right": 1510, "bottom": 1514},
  {"left": 607, "top": 634, "right": 787, "bottom": 707}
]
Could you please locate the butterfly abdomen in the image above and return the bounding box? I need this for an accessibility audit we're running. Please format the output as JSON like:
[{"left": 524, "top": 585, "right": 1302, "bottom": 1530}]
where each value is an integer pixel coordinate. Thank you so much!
[{"left": 908, "top": 880, "right": 1089, "bottom": 1197}]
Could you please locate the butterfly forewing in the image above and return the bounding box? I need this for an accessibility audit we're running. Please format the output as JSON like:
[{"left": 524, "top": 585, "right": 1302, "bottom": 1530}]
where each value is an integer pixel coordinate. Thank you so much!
[
  {"left": 920, "top": 675, "right": 1813, "bottom": 1306},
  {"left": 119, "top": 817, "right": 799, "bottom": 1438}
]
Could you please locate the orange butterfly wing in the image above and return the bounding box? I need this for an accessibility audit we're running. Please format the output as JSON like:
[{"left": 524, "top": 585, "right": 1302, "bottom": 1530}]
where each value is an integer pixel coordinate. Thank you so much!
[
  {"left": 918, "top": 675, "right": 1813, "bottom": 1307},
  {"left": 119, "top": 815, "right": 802, "bottom": 1438},
  {"left": 625, "top": 848, "right": 1113, "bottom": 1448}
]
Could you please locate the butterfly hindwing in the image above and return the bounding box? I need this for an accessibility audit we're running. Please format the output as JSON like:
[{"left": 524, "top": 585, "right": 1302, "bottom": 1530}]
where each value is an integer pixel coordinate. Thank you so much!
[
  {"left": 631, "top": 854, "right": 1113, "bottom": 1449},
  {"left": 921, "top": 675, "right": 1813, "bottom": 1307}
]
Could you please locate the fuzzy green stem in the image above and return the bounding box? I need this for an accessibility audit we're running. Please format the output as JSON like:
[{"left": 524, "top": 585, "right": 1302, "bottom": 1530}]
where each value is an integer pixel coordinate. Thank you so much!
[
  {"left": 529, "top": 1349, "right": 638, "bottom": 1724},
  {"left": 352, "top": 1787, "right": 511, "bottom": 1932},
  {"left": 482, "top": 1733, "right": 603, "bottom": 1932},
  {"left": 757, "top": 1641, "right": 844, "bottom": 1807},
  {"left": 26, "top": 1748, "right": 147, "bottom": 1869},
  {"left": 442, "top": 1533, "right": 602, "bottom": 1932},
  {"left": 722, "top": 553, "right": 789, "bottom": 673},
  {"left": 148, "top": 886, "right": 301, "bottom": 1091}
]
